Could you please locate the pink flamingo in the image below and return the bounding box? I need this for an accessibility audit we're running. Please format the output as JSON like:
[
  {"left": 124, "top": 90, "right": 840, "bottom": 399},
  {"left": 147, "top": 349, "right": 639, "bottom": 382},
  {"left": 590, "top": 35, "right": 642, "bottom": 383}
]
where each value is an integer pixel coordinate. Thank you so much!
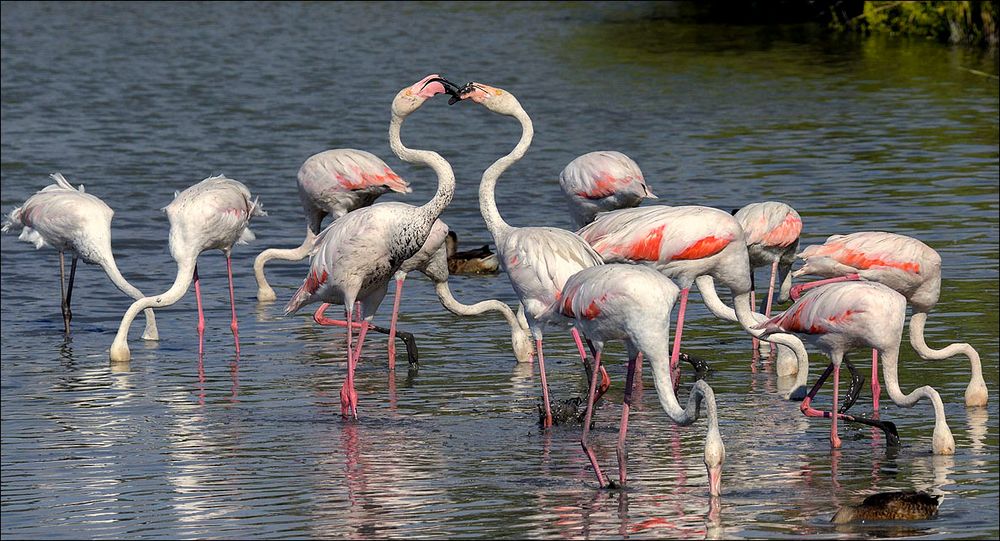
[
  {"left": 452, "top": 82, "right": 610, "bottom": 428},
  {"left": 109, "top": 175, "right": 265, "bottom": 362},
  {"left": 791, "top": 231, "right": 988, "bottom": 408},
  {"left": 559, "top": 151, "right": 656, "bottom": 228},
  {"left": 283, "top": 75, "right": 460, "bottom": 418},
  {"left": 312, "top": 218, "right": 534, "bottom": 367},
  {"left": 253, "top": 148, "right": 410, "bottom": 302},
  {"left": 577, "top": 205, "right": 811, "bottom": 396},
  {"left": 733, "top": 201, "right": 803, "bottom": 354},
  {"left": 757, "top": 281, "right": 956, "bottom": 454},
  {"left": 3, "top": 173, "right": 158, "bottom": 339},
  {"left": 551, "top": 264, "right": 725, "bottom": 496}
]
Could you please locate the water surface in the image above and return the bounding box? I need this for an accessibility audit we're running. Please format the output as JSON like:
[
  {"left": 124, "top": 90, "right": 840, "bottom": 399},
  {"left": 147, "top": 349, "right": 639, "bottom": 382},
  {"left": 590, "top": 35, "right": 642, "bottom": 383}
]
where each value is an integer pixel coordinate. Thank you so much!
[{"left": 2, "top": 2, "right": 998, "bottom": 539}]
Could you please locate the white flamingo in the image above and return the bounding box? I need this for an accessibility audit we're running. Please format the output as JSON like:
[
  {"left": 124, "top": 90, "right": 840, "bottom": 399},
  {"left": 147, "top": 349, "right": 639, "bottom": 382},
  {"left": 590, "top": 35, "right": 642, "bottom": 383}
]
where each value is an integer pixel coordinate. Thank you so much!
[
  {"left": 312, "top": 218, "right": 534, "bottom": 366},
  {"left": 558, "top": 150, "right": 656, "bottom": 228},
  {"left": 283, "top": 75, "right": 459, "bottom": 418},
  {"left": 253, "top": 148, "right": 411, "bottom": 302},
  {"left": 577, "top": 205, "right": 811, "bottom": 396},
  {"left": 550, "top": 264, "right": 724, "bottom": 496},
  {"left": 452, "top": 82, "right": 609, "bottom": 428},
  {"left": 757, "top": 281, "right": 956, "bottom": 455},
  {"left": 3, "top": 173, "right": 158, "bottom": 339},
  {"left": 791, "top": 231, "right": 988, "bottom": 408},
  {"left": 109, "top": 175, "right": 265, "bottom": 362}
]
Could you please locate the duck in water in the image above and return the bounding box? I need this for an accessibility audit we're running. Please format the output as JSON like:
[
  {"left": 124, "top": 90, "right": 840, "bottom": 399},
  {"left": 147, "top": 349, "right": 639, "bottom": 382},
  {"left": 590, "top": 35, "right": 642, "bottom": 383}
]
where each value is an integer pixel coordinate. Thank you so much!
[
  {"left": 832, "top": 491, "right": 941, "bottom": 523},
  {"left": 445, "top": 231, "right": 499, "bottom": 275}
]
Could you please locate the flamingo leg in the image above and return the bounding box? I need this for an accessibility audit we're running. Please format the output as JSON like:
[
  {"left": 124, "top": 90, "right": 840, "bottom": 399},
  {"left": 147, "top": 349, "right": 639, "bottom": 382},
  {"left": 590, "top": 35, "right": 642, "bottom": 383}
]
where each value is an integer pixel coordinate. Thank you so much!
[
  {"left": 789, "top": 273, "right": 861, "bottom": 301},
  {"left": 632, "top": 352, "right": 644, "bottom": 400},
  {"left": 764, "top": 260, "right": 779, "bottom": 357},
  {"left": 537, "top": 338, "right": 553, "bottom": 428},
  {"left": 580, "top": 350, "right": 608, "bottom": 487},
  {"left": 617, "top": 350, "right": 640, "bottom": 487},
  {"left": 387, "top": 275, "right": 405, "bottom": 371},
  {"left": 750, "top": 288, "right": 759, "bottom": 354},
  {"left": 871, "top": 348, "right": 881, "bottom": 413},
  {"left": 61, "top": 253, "right": 79, "bottom": 334},
  {"left": 831, "top": 362, "right": 842, "bottom": 448},
  {"left": 669, "top": 287, "right": 690, "bottom": 391},
  {"left": 313, "top": 304, "right": 367, "bottom": 330},
  {"left": 341, "top": 307, "right": 358, "bottom": 419},
  {"left": 193, "top": 264, "right": 205, "bottom": 359},
  {"left": 225, "top": 254, "right": 241, "bottom": 359},
  {"left": 576, "top": 329, "right": 610, "bottom": 400}
]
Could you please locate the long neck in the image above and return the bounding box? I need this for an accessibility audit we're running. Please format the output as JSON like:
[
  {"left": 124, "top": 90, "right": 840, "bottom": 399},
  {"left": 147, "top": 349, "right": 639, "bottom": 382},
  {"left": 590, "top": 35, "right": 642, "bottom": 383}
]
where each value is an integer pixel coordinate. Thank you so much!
[
  {"left": 909, "top": 311, "right": 988, "bottom": 407},
  {"left": 389, "top": 114, "right": 455, "bottom": 220},
  {"left": 648, "top": 349, "right": 715, "bottom": 427},
  {"left": 435, "top": 281, "right": 517, "bottom": 325},
  {"left": 253, "top": 225, "right": 316, "bottom": 301},
  {"left": 109, "top": 257, "right": 196, "bottom": 361},
  {"left": 878, "top": 345, "right": 955, "bottom": 453},
  {"left": 98, "top": 254, "right": 159, "bottom": 341},
  {"left": 479, "top": 106, "right": 533, "bottom": 240}
]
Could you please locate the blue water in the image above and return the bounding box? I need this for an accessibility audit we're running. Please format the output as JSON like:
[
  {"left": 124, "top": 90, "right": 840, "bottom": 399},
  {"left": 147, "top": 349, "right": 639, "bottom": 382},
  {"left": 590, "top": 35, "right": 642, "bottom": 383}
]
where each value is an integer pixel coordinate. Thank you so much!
[{"left": 2, "top": 2, "right": 998, "bottom": 539}]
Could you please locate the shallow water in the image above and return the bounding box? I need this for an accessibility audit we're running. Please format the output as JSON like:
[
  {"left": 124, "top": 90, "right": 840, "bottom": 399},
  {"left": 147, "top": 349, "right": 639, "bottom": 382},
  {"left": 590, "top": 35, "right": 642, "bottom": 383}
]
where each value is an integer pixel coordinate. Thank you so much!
[{"left": 2, "top": 2, "right": 998, "bottom": 539}]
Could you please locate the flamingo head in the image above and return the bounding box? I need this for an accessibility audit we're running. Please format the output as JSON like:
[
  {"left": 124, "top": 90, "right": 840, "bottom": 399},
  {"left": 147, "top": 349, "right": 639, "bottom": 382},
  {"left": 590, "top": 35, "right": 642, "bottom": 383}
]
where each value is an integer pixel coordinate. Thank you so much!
[
  {"left": 392, "top": 74, "right": 462, "bottom": 117},
  {"left": 705, "top": 424, "right": 725, "bottom": 497},
  {"left": 449, "top": 81, "right": 522, "bottom": 115}
]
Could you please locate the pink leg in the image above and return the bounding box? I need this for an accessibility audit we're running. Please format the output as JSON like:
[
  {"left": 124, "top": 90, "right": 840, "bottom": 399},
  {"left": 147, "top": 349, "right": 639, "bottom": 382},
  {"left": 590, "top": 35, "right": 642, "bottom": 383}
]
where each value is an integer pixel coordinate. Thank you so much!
[
  {"left": 580, "top": 350, "right": 608, "bottom": 487},
  {"left": 573, "top": 328, "right": 610, "bottom": 400},
  {"left": 871, "top": 348, "right": 881, "bottom": 413},
  {"left": 193, "top": 264, "right": 205, "bottom": 359},
  {"left": 669, "top": 288, "right": 690, "bottom": 391},
  {"left": 764, "top": 260, "right": 779, "bottom": 356},
  {"left": 537, "top": 338, "right": 553, "bottom": 429},
  {"left": 831, "top": 363, "right": 842, "bottom": 448},
  {"left": 790, "top": 273, "right": 861, "bottom": 301},
  {"left": 750, "top": 289, "right": 759, "bottom": 353},
  {"left": 341, "top": 307, "right": 357, "bottom": 418},
  {"left": 387, "top": 275, "right": 405, "bottom": 371},
  {"left": 617, "top": 351, "right": 640, "bottom": 486},
  {"left": 313, "top": 304, "right": 367, "bottom": 330},
  {"left": 226, "top": 255, "right": 241, "bottom": 359}
]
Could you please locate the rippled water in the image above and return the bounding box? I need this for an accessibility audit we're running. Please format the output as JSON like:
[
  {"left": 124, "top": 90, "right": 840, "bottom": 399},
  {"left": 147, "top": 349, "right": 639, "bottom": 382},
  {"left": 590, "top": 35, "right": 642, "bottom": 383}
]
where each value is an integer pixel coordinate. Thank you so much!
[{"left": 2, "top": 2, "right": 998, "bottom": 539}]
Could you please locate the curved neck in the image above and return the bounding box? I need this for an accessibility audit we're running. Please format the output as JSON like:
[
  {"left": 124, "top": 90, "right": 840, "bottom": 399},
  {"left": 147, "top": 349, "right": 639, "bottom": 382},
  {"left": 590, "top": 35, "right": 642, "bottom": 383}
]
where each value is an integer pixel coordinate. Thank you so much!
[
  {"left": 479, "top": 106, "right": 533, "bottom": 240},
  {"left": 649, "top": 350, "right": 716, "bottom": 428},
  {"left": 389, "top": 113, "right": 455, "bottom": 220},
  {"left": 909, "top": 311, "right": 983, "bottom": 379},
  {"left": 253, "top": 225, "right": 316, "bottom": 291},
  {"left": 110, "top": 257, "right": 196, "bottom": 353},
  {"left": 434, "top": 281, "right": 518, "bottom": 328},
  {"left": 99, "top": 257, "right": 145, "bottom": 301}
]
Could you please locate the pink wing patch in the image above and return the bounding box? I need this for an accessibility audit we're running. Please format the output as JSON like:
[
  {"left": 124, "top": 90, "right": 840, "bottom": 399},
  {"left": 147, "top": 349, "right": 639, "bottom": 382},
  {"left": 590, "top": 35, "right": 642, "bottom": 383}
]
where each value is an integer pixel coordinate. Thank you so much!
[
  {"left": 304, "top": 269, "right": 329, "bottom": 294},
  {"left": 672, "top": 235, "right": 732, "bottom": 261},
  {"left": 337, "top": 166, "right": 408, "bottom": 193},
  {"left": 613, "top": 224, "right": 665, "bottom": 261},
  {"left": 576, "top": 173, "right": 631, "bottom": 200},
  {"left": 815, "top": 244, "right": 921, "bottom": 274},
  {"left": 761, "top": 213, "right": 802, "bottom": 248}
]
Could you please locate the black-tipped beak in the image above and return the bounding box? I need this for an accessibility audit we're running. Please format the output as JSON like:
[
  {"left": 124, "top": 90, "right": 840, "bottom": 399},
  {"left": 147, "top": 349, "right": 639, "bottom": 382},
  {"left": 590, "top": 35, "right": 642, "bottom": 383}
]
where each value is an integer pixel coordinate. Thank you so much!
[
  {"left": 424, "top": 76, "right": 461, "bottom": 100},
  {"left": 449, "top": 81, "right": 475, "bottom": 105}
]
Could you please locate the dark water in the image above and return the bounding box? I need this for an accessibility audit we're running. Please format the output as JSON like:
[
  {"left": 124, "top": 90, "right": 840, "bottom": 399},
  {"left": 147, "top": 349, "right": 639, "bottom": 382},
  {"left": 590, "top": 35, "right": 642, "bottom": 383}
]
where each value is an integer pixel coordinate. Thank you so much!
[{"left": 2, "top": 2, "right": 997, "bottom": 539}]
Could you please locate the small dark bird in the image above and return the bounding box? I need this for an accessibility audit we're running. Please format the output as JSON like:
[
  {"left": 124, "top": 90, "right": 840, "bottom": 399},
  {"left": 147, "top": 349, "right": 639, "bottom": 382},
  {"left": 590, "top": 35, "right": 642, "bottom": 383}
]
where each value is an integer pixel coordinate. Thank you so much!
[
  {"left": 446, "top": 231, "right": 499, "bottom": 275},
  {"left": 832, "top": 491, "right": 941, "bottom": 523}
]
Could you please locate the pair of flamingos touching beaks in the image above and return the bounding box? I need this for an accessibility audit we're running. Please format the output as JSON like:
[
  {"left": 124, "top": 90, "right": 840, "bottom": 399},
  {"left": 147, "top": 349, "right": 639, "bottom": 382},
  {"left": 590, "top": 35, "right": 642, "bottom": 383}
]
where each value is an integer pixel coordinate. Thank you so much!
[{"left": 5, "top": 76, "right": 987, "bottom": 499}]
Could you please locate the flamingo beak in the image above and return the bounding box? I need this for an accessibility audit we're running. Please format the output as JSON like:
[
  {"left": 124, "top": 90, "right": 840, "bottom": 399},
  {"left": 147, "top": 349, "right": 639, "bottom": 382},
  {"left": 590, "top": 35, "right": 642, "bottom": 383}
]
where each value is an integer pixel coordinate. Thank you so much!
[
  {"left": 425, "top": 77, "right": 462, "bottom": 100},
  {"left": 449, "top": 82, "right": 476, "bottom": 105}
]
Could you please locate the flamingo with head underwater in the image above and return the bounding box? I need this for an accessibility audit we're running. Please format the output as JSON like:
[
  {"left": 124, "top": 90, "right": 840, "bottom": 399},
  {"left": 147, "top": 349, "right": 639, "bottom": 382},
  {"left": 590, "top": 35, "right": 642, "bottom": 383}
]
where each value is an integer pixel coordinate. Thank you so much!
[
  {"left": 253, "top": 148, "right": 411, "bottom": 302},
  {"left": 733, "top": 201, "right": 803, "bottom": 355},
  {"left": 450, "top": 81, "right": 612, "bottom": 428},
  {"left": 109, "top": 175, "right": 265, "bottom": 363},
  {"left": 757, "top": 280, "right": 955, "bottom": 455},
  {"left": 3, "top": 173, "right": 158, "bottom": 339},
  {"left": 576, "top": 204, "right": 812, "bottom": 397},
  {"left": 552, "top": 264, "right": 725, "bottom": 497},
  {"left": 791, "top": 231, "right": 988, "bottom": 409},
  {"left": 559, "top": 150, "right": 656, "bottom": 229},
  {"left": 283, "top": 75, "right": 462, "bottom": 418}
]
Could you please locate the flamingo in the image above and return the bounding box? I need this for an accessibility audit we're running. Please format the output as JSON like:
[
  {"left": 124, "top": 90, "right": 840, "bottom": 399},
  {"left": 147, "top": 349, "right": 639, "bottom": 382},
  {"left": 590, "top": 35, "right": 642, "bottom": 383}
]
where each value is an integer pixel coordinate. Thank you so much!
[
  {"left": 732, "top": 201, "right": 803, "bottom": 354},
  {"left": 757, "top": 281, "right": 955, "bottom": 455},
  {"left": 108, "top": 175, "right": 265, "bottom": 363},
  {"left": 451, "top": 82, "right": 611, "bottom": 428},
  {"left": 558, "top": 151, "right": 656, "bottom": 228},
  {"left": 576, "top": 205, "right": 811, "bottom": 396},
  {"left": 253, "top": 148, "right": 411, "bottom": 302},
  {"left": 791, "top": 231, "right": 988, "bottom": 408},
  {"left": 550, "top": 264, "right": 724, "bottom": 496},
  {"left": 2, "top": 173, "right": 158, "bottom": 339},
  {"left": 311, "top": 218, "right": 534, "bottom": 366},
  {"left": 283, "top": 74, "right": 460, "bottom": 418}
]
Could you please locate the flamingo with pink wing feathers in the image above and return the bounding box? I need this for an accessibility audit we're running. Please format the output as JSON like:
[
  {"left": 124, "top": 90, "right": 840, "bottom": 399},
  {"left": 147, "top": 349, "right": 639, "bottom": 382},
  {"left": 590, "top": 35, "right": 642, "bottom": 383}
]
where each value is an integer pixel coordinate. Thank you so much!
[{"left": 559, "top": 151, "right": 656, "bottom": 228}]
